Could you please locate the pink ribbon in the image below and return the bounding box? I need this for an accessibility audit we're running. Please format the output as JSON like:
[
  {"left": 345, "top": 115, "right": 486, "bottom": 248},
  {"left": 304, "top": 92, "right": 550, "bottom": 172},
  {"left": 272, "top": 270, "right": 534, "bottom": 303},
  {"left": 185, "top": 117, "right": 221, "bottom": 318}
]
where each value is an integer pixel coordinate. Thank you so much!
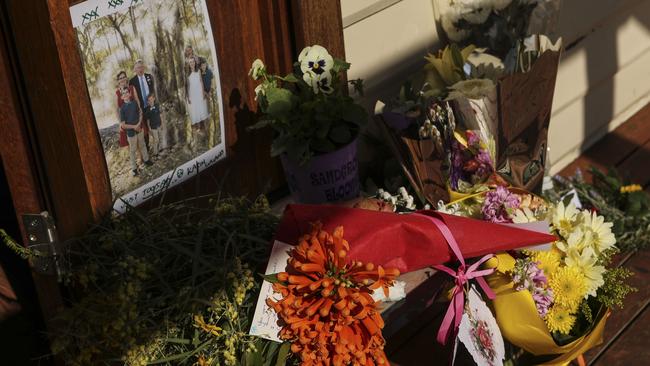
[{"left": 417, "top": 213, "right": 496, "bottom": 345}]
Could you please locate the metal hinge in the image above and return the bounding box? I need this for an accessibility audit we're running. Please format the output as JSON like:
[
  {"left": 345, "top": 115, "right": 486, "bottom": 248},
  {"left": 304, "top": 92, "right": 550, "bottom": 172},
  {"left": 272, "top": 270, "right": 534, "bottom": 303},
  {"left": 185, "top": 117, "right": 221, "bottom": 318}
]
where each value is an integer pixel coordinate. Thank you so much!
[{"left": 22, "top": 211, "right": 65, "bottom": 281}]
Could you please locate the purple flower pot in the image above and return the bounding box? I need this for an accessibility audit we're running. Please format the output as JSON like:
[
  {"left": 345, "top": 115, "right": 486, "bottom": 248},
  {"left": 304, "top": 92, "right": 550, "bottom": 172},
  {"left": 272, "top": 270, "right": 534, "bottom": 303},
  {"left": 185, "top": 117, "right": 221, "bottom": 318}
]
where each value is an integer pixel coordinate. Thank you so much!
[
  {"left": 280, "top": 139, "right": 360, "bottom": 204},
  {"left": 382, "top": 111, "right": 414, "bottom": 131}
]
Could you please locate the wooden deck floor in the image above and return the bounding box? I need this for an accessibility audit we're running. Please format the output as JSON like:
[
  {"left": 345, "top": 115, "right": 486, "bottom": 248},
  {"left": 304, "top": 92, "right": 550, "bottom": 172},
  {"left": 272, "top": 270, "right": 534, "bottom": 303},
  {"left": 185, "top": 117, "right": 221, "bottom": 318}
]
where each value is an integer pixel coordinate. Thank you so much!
[{"left": 387, "top": 102, "right": 650, "bottom": 365}]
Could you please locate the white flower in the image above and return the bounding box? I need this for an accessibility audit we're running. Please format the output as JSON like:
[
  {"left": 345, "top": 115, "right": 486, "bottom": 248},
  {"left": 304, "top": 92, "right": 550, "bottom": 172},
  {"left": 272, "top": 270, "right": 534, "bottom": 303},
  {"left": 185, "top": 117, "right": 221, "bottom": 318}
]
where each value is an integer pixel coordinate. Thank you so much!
[
  {"left": 302, "top": 70, "right": 334, "bottom": 94},
  {"left": 551, "top": 201, "right": 580, "bottom": 237},
  {"left": 459, "top": 5, "right": 491, "bottom": 24},
  {"left": 490, "top": 0, "right": 512, "bottom": 11},
  {"left": 580, "top": 210, "right": 616, "bottom": 254},
  {"left": 446, "top": 79, "right": 495, "bottom": 100},
  {"left": 441, "top": 13, "right": 470, "bottom": 42},
  {"left": 565, "top": 247, "right": 606, "bottom": 297},
  {"left": 398, "top": 187, "right": 409, "bottom": 199},
  {"left": 253, "top": 84, "right": 265, "bottom": 101},
  {"left": 298, "top": 45, "right": 334, "bottom": 76},
  {"left": 556, "top": 229, "right": 589, "bottom": 253},
  {"left": 249, "top": 59, "right": 265, "bottom": 80},
  {"left": 512, "top": 207, "right": 537, "bottom": 223}
]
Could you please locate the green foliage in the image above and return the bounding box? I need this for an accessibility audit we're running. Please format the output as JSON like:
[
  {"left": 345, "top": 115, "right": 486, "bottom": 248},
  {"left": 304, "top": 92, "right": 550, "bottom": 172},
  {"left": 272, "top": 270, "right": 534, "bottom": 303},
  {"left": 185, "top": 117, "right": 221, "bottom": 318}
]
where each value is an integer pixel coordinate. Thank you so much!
[
  {"left": 423, "top": 44, "right": 476, "bottom": 98},
  {"left": 0, "top": 229, "right": 36, "bottom": 260},
  {"left": 548, "top": 167, "right": 650, "bottom": 252},
  {"left": 598, "top": 267, "right": 637, "bottom": 310},
  {"left": 50, "top": 195, "right": 290, "bottom": 366},
  {"left": 249, "top": 50, "right": 367, "bottom": 165}
]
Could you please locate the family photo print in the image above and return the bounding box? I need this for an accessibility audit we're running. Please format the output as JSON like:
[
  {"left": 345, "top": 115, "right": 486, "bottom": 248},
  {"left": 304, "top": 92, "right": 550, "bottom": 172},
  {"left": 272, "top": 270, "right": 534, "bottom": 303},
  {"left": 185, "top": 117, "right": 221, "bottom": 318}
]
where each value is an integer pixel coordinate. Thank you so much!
[{"left": 70, "top": 0, "right": 226, "bottom": 212}]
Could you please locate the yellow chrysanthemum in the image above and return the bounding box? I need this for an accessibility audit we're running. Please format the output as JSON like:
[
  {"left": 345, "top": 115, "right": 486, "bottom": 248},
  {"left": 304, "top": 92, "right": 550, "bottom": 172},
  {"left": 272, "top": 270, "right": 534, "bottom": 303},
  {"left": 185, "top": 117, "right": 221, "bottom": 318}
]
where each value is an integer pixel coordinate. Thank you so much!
[
  {"left": 545, "top": 305, "right": 576, "bottom": 335},
  {"left": 549, "top": 266, "right": 586, "bottom": 311},
  {"left": 529, "top": 249, "right": 562, "bottom": 277}
]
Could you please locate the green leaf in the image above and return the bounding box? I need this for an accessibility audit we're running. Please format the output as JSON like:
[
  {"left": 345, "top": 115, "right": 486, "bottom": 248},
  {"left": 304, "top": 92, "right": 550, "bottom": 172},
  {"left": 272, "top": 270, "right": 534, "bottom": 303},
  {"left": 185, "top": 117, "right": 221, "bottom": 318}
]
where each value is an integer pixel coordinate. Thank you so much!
[
  {"left": 332, "top": 58, "right": 351, "bottom": 73},
  {"left": 450, "top": 43, "right": 465, "bottom": 69},
  {"left": 270, "top": 139, "right": 288, "bottom": 157},
  {"left": 341, "top": 103, "right": 367, "bottom": 125},
  {"left": 311, "top": 138, "right": 336, "bottom": 153},
  {"left": 329, "top": 124, "right": 352, "bottom": 144},
  {"left": 274, "top": 342, "right": 291, "bottom": 366},
  {"left": 265, "top": 87, "right": 294, "bottom": 117},
  {"left": 262, "top": 273, "right": 281, "bottom": 284},
  {"left": 279, "top": 73, "right": 300, "bottom": 83},
  {"left": 316, "top": 119, "right": 332, "bottom": 139},
  {"left": 248, "top": 118, "right": 275, "bottom": 130}
]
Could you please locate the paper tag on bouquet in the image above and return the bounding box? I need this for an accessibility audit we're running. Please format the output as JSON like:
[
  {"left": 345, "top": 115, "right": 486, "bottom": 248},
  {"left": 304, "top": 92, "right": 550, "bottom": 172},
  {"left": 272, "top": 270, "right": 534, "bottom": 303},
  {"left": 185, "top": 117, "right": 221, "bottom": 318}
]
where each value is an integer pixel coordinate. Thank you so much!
[
  {"left": 248, "top": 240, "right": 292, "bottom": 342},
  {"left": 504, "top": 220, "right": 552, "bottom": 251},
  {"left": 458, "top": 286, "right": 505, "bottom": 366}
]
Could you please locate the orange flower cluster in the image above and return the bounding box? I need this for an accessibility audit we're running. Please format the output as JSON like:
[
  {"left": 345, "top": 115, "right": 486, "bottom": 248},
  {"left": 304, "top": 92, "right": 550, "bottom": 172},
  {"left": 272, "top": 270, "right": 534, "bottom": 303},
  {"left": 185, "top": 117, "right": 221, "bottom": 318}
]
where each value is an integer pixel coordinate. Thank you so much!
[{"left": 267, "top": 224, "right": 400, "bottom": 366}]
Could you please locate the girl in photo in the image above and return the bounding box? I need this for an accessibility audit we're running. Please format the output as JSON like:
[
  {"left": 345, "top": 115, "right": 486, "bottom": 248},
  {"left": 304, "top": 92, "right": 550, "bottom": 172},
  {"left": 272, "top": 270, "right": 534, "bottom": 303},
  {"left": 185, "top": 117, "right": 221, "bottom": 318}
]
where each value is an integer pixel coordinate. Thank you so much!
[{"left": 185, "top": 56, "right": 210, "bottom": 131}]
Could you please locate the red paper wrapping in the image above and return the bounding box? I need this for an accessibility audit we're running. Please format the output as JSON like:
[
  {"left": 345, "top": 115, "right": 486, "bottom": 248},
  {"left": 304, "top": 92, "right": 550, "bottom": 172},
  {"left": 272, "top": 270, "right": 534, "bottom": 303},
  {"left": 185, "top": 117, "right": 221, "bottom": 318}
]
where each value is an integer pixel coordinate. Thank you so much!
[{"left": 275, "top": 204, "right": 556, "bottom": 274}]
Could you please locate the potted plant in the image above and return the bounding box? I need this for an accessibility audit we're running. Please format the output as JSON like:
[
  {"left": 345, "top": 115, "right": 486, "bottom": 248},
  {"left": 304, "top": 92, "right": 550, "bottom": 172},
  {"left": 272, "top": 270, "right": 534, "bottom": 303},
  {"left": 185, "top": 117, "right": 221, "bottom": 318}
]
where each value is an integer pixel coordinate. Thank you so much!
[{"left": 249, "top": 45, "right": 367, "bottom": 203}]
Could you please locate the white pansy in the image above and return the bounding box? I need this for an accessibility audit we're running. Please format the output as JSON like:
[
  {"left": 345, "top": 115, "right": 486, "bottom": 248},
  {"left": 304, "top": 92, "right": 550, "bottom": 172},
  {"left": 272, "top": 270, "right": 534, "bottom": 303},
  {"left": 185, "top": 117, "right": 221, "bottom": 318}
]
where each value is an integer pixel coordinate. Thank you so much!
[
  {"left": 302, "top": 70, "right": 334, "bottom": 95},
  {"left": 249, "top": 59, "right": 265, "bottom": 80},
  {"left": 441, "top": 12, "right": 470, "bottom": 42},
  {"left": 460, "top": 5, "right": 491, "bottom": 24},
  {"left": 254, "top": 84, "right": 265, "bottom": 101},
  {"left": 565, "top": 247, "right": 606, "bottom": 297},
  {"left": 298, "top": 45, "right": 334, "bottom": 76},
  {"left": 551, "top": 201, "right": 580, "bottom": 237},
  {"left": 580, "top": 210, "right": 617, "bottom": 254},
  {"left": 446, "top": 79, "right": 495, "bottom": 100}
]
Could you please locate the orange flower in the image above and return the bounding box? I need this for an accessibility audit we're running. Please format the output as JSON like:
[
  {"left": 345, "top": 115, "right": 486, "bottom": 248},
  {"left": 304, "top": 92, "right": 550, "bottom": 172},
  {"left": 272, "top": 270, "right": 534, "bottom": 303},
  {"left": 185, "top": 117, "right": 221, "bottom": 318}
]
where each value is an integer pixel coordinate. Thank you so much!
[{"left": 267, "top": 224, "right": 400, "bottom": 365}]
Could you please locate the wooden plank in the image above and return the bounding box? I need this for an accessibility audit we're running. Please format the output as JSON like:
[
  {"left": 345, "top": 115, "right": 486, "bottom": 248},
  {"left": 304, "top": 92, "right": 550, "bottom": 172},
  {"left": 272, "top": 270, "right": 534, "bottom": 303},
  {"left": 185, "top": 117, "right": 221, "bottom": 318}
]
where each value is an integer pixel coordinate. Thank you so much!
[
  {"left": 0, "top": 4, "right": 65, "bottom": 327},
  {"left": 291, "top": 0, "right": 346, "bottom": 59},
  {"left": 615, "top": 139, "right": 650, "bottom": 187},
  {"left": 584, "top": 250, "right": 650, "bottom": 363},
  {"left": 559, "top": 102, "right": 650, "bottom": 179},
  {"left": 591, "top": 302, "right": 650, "bottom": 365}
]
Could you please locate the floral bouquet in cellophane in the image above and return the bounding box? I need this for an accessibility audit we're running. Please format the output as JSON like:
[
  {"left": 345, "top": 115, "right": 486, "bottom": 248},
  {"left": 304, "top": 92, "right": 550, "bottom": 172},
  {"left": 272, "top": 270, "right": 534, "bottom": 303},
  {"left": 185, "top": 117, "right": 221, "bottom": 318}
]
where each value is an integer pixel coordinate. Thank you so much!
[
  {"left": 377, "top": 0, "right": 563, "bottom": 206},
  {"left": 440, "top": 186, "right": 636, "bottom": 364},
  {"left": 260, "top": 204, "right": 556, "bottom": 365}
]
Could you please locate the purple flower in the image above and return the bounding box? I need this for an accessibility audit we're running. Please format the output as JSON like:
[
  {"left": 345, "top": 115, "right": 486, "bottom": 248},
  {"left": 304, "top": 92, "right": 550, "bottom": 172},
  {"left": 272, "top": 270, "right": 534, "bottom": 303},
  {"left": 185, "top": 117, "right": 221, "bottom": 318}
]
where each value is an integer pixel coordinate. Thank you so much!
[
  {"left": 475, "top": 148, "right": 493, "bottom": 181},
  {"left": 450, "top": 140, "right": 465, "bottom": 190},
  {"left": 481, "top": 186, "right": 520, "bottom": 223},
  {"left": 512, "top": 258, "right": 554, "bottom": 318}
]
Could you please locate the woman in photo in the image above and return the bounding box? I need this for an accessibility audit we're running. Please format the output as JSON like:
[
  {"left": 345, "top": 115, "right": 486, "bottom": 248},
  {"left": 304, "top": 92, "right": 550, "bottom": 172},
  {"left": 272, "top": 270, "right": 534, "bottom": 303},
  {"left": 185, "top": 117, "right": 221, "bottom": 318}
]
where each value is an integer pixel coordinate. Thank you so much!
[
  {"left": 115, "top": 70, "right": 142, "bottom": 150},
  {"left": 185, "top": 56, "right": 210, "bottom": 131}
]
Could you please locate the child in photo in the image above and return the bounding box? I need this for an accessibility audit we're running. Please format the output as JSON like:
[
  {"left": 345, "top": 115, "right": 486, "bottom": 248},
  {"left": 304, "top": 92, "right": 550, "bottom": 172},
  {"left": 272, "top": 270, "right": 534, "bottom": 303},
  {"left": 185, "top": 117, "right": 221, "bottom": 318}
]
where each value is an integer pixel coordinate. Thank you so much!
[
  {"left": 120, "top": 88, "right": 153, "bottom": 176},
  {"left": 199, "top": 57, "right": 214, "bottom": 97},
  {"left": 144, "top": 92, "right": 164, "bottom": 158}
]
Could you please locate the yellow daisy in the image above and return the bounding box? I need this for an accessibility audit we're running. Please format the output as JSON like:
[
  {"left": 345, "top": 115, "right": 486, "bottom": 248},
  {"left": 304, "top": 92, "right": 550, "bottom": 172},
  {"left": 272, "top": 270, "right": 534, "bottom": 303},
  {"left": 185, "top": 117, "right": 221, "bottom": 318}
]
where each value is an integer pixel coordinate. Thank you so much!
[
  {"left": 549, "top": 266, "right": 586, "bottom": 311},
  {"left": 545, "top": 305, "right": 576, "bottom": 335},
  {"left": 529, "top": 249, "right": 562, "bottom": 277}
]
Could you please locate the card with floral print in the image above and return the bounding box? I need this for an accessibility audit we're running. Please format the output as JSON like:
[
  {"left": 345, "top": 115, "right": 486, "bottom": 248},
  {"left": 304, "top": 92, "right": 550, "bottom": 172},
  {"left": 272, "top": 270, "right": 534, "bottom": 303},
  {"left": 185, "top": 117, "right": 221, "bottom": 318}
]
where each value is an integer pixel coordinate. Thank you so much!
[{"left": 458, "top": 286, "right": 505, "bottom": 366}]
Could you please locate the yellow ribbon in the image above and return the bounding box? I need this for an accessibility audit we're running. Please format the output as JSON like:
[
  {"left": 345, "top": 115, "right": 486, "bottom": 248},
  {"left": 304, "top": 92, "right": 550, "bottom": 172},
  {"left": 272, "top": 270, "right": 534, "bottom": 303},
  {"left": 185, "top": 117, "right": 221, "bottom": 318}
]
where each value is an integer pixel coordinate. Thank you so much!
[{"left": 486, "top": 254, "right": 608, "bottom": 366}]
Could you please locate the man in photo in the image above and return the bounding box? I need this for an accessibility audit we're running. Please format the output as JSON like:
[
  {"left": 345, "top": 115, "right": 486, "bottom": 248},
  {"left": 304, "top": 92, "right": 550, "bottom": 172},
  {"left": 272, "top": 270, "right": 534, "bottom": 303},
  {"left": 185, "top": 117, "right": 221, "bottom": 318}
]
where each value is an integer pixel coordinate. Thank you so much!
[
  {"left": 129, "top": 60, "right": 156, "bottom": 148},
  {"left": 120, "top": 88, "right": 153, "bottom": 176}
]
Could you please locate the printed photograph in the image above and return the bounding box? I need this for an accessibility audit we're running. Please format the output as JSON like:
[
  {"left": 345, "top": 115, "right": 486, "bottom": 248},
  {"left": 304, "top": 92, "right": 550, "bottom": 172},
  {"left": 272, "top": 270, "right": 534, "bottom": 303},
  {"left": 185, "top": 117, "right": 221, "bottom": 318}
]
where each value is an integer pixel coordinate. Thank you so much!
[{"left": 72, "top": 0, "right": 226, "bottom": 205}]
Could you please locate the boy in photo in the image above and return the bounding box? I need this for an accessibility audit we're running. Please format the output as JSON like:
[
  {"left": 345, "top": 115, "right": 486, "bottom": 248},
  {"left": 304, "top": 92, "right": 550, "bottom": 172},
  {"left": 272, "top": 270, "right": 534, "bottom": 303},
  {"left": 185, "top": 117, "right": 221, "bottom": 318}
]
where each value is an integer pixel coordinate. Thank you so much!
[
  {"left": 120, "top": 88, "right": 153, "bottom": 176},
  {"left": 144, "top": 92, "right": 164, "bottom": 158}
]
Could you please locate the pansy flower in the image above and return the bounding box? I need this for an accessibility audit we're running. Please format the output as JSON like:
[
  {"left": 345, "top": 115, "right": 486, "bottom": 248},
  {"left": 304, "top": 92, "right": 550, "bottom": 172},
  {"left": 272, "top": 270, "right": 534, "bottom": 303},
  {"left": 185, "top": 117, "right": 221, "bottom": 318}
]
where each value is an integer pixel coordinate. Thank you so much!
[
  {"left": 298, "top": 44, "right": 334, "bottom": 76},
  {"left": 303, "top": 70, "right": 334, "bottom": 95}
]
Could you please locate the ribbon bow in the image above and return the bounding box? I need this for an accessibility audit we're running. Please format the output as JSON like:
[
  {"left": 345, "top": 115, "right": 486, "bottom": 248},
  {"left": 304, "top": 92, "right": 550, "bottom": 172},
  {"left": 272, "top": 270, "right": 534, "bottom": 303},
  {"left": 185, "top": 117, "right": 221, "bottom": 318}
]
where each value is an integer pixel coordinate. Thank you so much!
[{"left": 417, "top": 214, "right": 496, "bottom": 345}]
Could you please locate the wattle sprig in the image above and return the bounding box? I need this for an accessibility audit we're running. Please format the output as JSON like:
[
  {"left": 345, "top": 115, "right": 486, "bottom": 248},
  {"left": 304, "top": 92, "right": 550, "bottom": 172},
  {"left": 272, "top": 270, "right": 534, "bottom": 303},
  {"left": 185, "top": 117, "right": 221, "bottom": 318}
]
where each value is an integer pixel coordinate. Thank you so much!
[{"left": 267, "top": 224, "right": 400, "bottom": 365}]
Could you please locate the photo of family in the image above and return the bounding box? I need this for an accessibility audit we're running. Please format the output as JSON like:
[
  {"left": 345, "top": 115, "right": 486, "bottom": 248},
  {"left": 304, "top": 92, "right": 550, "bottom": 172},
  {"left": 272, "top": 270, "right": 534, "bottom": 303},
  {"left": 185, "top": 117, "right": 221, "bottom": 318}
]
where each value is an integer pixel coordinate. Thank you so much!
[{"left": 70, "top": 0, "right": 226, "bottom": 211}]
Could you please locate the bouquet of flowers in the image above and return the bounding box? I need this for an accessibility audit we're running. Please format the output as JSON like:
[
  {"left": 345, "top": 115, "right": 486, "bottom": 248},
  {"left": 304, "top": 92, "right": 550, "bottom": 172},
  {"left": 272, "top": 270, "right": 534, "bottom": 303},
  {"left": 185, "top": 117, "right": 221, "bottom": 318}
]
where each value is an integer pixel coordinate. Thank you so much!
[
  {"left": 440, "top": 186, "right": 635, "bottom": 364},
  {"left": 377, "top": 1, "right": 563, "bottom": 206}
]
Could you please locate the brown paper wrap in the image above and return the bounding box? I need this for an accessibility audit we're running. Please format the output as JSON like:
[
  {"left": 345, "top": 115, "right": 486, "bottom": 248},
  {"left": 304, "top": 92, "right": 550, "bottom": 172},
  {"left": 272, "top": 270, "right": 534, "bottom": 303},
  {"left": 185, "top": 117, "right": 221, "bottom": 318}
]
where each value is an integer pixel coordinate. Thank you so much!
[{"left": 379, "top": 49, "right": 561, "bottom": 204}]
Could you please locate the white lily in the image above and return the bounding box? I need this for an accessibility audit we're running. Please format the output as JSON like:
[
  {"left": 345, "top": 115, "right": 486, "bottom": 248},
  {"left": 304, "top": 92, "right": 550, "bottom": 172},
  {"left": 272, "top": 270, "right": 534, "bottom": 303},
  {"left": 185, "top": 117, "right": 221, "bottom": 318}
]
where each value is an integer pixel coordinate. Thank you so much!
[{"left": 298, "top": 45, "right": 334, "bottom": 76}]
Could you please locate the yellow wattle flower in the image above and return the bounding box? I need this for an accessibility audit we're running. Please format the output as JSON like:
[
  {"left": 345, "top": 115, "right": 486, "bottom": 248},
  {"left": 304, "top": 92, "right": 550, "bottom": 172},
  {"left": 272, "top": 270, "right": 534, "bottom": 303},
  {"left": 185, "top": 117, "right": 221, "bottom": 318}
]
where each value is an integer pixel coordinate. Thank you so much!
[
  {"left": 545, "top": 305, "right": 577, "bottom": 335},
  {"left": 620, "top": 184, "right": 642, "bottom": 194},
  {"left": 549, "top": 266, "right": 586, "bottom": 311}
]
